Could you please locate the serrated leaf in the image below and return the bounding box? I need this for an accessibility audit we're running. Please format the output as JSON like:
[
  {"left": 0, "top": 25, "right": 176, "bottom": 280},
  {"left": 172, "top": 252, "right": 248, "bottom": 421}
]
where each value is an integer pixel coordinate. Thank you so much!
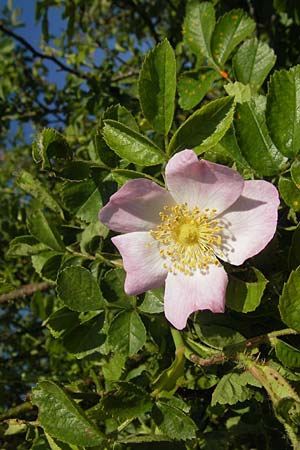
[
  {"left": 279, "top": 266, "right": 300, "bottom": 331},
  {"left": 233, "top": 37, "right": 276, "bottom": 90},
  {"left": 44, "top": 307, "right": 81, "bottom": 339},
  {"left": 32, "top": 381, "right": 104, "bottom": 446},
  {"left": 168, "top": 96, "right": 234, "bottom": 154},
  {"left": 224, "top": 81, "right": 251, "bottom": 103},
  {"left": 183, "top": 0, "right": 215, "bottom": 59},
  {"left": 212, "top": 126, "right": 250, "bottom": 168},
  {"left": 63, "top": 313, "right": 105, "bottom": 358},
  {"left": 32, "top": 128, "right": 72, "bottom": 170},
  {"left": 101, "top": 382, "right": 153, "bottom": 422},
  {"left": 211, "top": 9, "right": 255, "bottom": 66},
  {"left": 267, "top": 65, "right": 300, "bottom": 157},
  {"left": 57, "top": 266, "right": 105, "bottom": 312},
  {"left": 27, "top": 210, "right": 65, "bottom": 251},
  {"left": 139, "top": 287, "right": 164, "bottom": 314},
  {"left": 102, "top": 268, "right": 135, "bottom": 308},
  {"left": 80, "top": 221, "right": 108, "bottom": 255},
  {"left": 226, "top": 268, "right": 268, "bottom": 313},
  {"left": 178, "top": 69, "right": 219, "bottom": 110},
  {"left": 154, "top": 400, "right": 197, "bottom": 440},
  {"left": 103, "top": 120, "right": 165, "bottom": 166},
  {"left": 102, "top": 104, "right": 139, "bottom": 132},
  {"left": 108, "top": 310, "right": 146, "bottom": 357},
  {"left": 7, "top": 235, "right": 48, "bottom": 257},
  {"left": 139, "top": 39, "right": 176, "bottom": 134},
  {"left": 279, "top": 177, "right": 300, "bottom": 212},
  {"left": 275, "top": 340, "right": 300, "bottom": 369},
  {"left": 31, "top": 251, "right": 62, "bottom": 281},
  {"left": 61, "top": 179, "right": 102, "bottom": 223},
  {"left": 235, "top": 98, "right": 286, "bottom": 175},
  {"left": 18, "top": 171, "right": 63, "bottom": 216},
  {"left": 211, "top": 372, "right": 258, "bottom": 406}
]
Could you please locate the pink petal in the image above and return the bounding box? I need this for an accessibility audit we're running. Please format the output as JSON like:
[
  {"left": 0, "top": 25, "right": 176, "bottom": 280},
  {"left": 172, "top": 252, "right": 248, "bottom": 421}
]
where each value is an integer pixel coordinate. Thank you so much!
[
  {"left": 165, "top": 150, "right": 244, "bottom": 213},
  {"left": 99, "top": 178, "right": 175, "bottom": 232},
  {"left": 164, "top": 264, "right": 228, "bottom": 330},
  {"left": 218, "top": 180, "right": 280, "bottom": 265},
  {"left": 112, "top": 232, "right": 167, "bottom": 295}
]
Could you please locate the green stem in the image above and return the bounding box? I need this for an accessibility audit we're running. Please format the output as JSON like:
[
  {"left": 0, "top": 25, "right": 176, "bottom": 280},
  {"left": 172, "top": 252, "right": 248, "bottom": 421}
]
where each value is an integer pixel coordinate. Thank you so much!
[{"left": 170, "top": 327, "right": 185, "bottom": 351}]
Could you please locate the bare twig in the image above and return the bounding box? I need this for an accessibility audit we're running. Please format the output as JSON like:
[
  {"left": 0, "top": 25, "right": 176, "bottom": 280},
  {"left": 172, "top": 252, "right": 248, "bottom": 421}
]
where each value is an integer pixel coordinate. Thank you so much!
[
  {"left": 0, "top": 281, "right": 52, "bottom": 304},
  {"left": 0, "top": 21, "right": 90, "bottom": 80}
]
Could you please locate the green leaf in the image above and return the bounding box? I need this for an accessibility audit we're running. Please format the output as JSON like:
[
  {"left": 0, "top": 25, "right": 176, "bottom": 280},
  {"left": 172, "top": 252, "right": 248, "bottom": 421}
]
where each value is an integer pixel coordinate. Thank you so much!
[
  {"left": 57, "top": 266, "right": 105, "bottom": 312},
  {"left": 275, "top": 340, "right": 300, "bottom": 369},
  {"left": 80, "top": 221, "right": 108, "bottom": 255},
  {"left": 61, "top": 178, "right": 102, "bottom": 223},
  {"left": 211, "top": 9, "right": 255, "bottom": 66},
  {"left": 291, "top": 159, "right": 300, "bottom": 186},
  {"left": 154, "top": 400, "right": 197, "bottom": 440},
  {"left": 44, "top": 307, "right": 81, "bottom": 339},
  {"left": 103, "top": 119, "right": 166, "bottom": 166},
  {"left": 178, "top": 69, "right": 219, "bottom": 110},
  {"left": 235, "top": 98, "right": 286, "bottom": 175},
  {"left": 102, "top": 104, "right": 139, "bottom": 132},
  {"left": 211, "top": 371, "right": 260, "bottom": 406},
  {"left": 233, "top": 37, "right": 276, "bottom": 91},
  {"left": 101, "top": 382, "right": 153, "bottom": 422},
  {"left": 139, "top": 287, "right": 164, "bottom": 314},
  {"left": 226, "top": 268, "right": 268, "bottom": 313},
  {"left": 27, "top": 210, "right": 65, "bottom": 252},
  {"left": 32, "top": 128, "right": 72, "bottom": 170},
  {"left": 31, "top": 251, "right": 62, "bottom": 281},
  {"left": 102, "top": 268, "right": 135, "bottom": 308},
  {"left": 279, "top": 177, "right": 300, "bottom": 212},
  {"left": 168, "top": 96, "right": 234, "bottom": 154},
  {"left": 58, "top": 161, "right": 91, "bottom": 181},
  {"left": 63, "top": 313, "right": 105, "bottom": 358},
  {"left": 267, "top": 66, "right": 300, "bottom": 157},
  {"left": 279, "top": 266, "right": 300, "bottom": 332},
  {"left": 138, "top": 39, "right": 176, "bottom": 135},
  {"left": 224, "top": 81, "right": 251, "bottom": 103},
  {"left": 211, "top": 126, "right": 250, "bottom": 168},
  {"left": 183, "top": 0, "right": 215, "bottom": 59},
  {"left": 32, "top": 381, "right": 104, "bottom": 446},
  {"left": 7, "top": 235, "right": 48, "bottom": 257},
  {"left": 108, "top": 310, "right": 146, "bottom": 357},
  {"left": 288, "top": 224, "right": 300, "bottom": 270},
  {"left": 18, "top": 171, "right": 63, "bottom": 216}
]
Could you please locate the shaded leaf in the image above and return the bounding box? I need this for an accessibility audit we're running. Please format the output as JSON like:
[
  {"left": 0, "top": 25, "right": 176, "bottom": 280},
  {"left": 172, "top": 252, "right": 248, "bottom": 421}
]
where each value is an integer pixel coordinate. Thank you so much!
[
  {"left": 108, "top": 310, "right": 146, "bottom": 356},
  {"left": 153, "top": 400, "right": 197, "bottom": 440},
  {"left": 27, "top": 210, "right": 65, "bottom": 252},
  {"left": 279, "top": 177, "right": 300, "bottom": 212},
  {"left": 18, "top": 171, "right": 63, "bottom": 215},
  {"left": 57, "top": 266, "right": 105, "bottom": 312},
  {"left": 32, "top": 128, "right": 72, "bottom": 170},
  {"left": 211, "top": 372, "right": 260, "bottom": 406},
  {"left": 178, "top": 69, "right": 219, "bottom": 110},
  {"left": 279, "top": 266, "right": 300, "bottom": 332},
  {"left": 275, "top": 339, "right": 300, "bottom": 369},
  {"left": 226, "top": 268, "right": 268, "bottom": 313},
  {"left": 32, "top": 381, "right": 104, "bottom": 446},
  {"left": 61, "top": 178, "right": 103, "bottom": 223}
]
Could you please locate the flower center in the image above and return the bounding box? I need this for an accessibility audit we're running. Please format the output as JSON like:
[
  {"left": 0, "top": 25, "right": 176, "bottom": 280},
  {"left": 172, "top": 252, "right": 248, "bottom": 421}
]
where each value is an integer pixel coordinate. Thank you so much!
[{"left": 150, "top": 203, "right": 223, "bottom": 275}]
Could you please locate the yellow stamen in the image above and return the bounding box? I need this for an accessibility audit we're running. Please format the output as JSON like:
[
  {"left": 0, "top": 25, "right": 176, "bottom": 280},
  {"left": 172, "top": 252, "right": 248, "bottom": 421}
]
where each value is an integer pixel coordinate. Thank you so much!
[{"left": 150, "top": 203, "right": 223, "bottom": 275}]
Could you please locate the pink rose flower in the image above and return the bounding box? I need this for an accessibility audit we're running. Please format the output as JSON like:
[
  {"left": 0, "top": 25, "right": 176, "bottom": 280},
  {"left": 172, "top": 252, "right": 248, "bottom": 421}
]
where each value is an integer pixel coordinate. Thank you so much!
[{"left": 99, "top": 150, "right": 279, "bottom": 330}]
